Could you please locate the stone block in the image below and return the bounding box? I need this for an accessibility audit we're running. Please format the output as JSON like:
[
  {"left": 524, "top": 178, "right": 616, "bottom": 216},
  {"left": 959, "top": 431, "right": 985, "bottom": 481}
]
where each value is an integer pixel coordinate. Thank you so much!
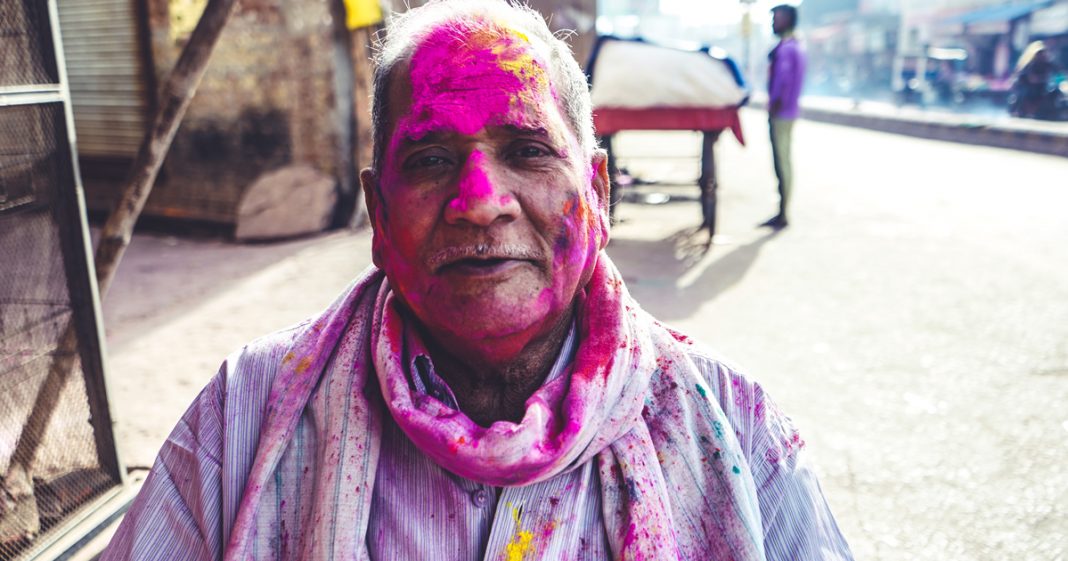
[{"left": 234, "top": 165, "right": 337, "bottom": 241}]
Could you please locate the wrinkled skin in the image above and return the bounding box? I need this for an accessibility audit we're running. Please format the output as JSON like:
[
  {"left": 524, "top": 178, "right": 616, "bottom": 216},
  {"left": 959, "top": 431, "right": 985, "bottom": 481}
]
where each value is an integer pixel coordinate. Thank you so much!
[{"left": 361, "top": 20, "right": 610, "bottom": 421}]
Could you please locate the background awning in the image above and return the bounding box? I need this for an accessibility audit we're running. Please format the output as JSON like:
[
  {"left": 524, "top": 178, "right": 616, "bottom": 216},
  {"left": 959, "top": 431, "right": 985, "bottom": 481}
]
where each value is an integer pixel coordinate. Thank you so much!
[{"left": 946, "top": 1, "right": 1050, "bottom": 25}]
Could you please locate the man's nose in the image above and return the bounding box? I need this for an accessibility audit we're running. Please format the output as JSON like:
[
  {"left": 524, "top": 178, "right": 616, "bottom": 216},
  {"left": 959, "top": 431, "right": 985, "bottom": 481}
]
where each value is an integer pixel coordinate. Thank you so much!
[{"left": 443, "top": 151, "right": 521, "bottom": 227}]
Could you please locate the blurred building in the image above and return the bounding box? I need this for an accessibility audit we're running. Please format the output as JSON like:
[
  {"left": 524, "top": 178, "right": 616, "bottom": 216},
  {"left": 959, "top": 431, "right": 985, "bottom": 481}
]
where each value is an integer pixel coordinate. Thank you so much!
[
  {"left": 804, "top": 0, "right": 901, "bottom": 99},
  {"left": 58, "top": 0, "right": 351, "bottom": 226},
  {"left": 794, "top": 0, "right": 1066, "bottom": 104},
  {"left": 56, "top": 0, "right": 596, "bottom": 230},
  {"left": 894, "top": 0, "right": 1063, "bottom": 104},
  {"left": 1028, "top": 0, "right": 1068, "bottom": 66}
]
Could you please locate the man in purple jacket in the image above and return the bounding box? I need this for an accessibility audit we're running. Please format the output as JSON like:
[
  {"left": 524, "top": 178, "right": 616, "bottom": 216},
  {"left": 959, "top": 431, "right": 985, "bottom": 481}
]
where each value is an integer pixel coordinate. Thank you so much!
[{"left": 764, "top": 4, "right": 806, "bottom": 229}]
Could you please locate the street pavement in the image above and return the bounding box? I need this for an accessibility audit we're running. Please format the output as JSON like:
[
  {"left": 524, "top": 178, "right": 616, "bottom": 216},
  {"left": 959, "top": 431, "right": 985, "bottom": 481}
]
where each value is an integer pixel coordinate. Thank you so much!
[{"left": 101, "top": 108, "right": 1068, "bottom": 560}]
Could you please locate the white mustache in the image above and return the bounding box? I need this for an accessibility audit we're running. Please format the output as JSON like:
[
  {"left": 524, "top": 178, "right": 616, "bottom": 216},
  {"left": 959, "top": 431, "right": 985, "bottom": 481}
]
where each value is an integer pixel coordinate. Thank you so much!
[{"left": 428, "top": 244, "right": 543, "bottom": 271}]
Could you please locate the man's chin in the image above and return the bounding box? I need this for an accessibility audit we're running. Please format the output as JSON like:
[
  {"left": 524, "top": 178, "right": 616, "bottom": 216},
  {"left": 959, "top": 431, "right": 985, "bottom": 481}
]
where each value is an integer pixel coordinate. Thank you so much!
[{"left": 424, "top": 288, "right": 553, "bottom": 340}]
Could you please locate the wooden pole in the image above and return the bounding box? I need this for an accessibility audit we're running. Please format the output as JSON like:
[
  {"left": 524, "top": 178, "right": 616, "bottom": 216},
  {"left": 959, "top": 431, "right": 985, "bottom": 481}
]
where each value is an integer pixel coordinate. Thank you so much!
[
  {"left": 1, "top": 0, "right": 240, "bottom": 541},
  {"left": 699, "top": 130, "right": 721, "bottom": 243}
]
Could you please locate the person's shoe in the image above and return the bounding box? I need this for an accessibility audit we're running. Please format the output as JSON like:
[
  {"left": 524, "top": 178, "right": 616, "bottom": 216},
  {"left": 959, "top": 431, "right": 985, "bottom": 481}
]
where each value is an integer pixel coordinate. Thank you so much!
[{"left": 759, "top": 214, "right": 788, "bottom": 229}]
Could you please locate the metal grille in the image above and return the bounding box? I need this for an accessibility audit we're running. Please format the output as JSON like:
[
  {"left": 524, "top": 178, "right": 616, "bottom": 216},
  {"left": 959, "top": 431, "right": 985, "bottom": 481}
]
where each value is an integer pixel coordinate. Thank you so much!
[
  {"left": 0, "top": 103, "right": 117, "bottom": 561},
  {"left": 0, "top": 1, "right": 59, "bottom": 87},
  {"left": 1, "top": 2, "right": 123, "bottom": 559}
]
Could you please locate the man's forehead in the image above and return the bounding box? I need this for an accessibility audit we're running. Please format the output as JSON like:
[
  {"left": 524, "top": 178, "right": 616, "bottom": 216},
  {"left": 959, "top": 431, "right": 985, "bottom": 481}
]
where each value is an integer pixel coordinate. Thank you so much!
[
  {"left": 384, "top": 20, "right": 569, "bottom": 147},
  {"left": 409, "top": 20, "right": 552, "bottom": 91},
  {"left": 420, "top": 18, "right": 550, "bottom": 61}
]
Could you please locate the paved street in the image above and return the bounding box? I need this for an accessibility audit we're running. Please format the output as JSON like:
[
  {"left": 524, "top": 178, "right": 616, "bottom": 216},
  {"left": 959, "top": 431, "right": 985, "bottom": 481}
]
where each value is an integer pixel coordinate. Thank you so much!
[{"left": 102, "top": 108, "right": 1068, "bottom": 560}]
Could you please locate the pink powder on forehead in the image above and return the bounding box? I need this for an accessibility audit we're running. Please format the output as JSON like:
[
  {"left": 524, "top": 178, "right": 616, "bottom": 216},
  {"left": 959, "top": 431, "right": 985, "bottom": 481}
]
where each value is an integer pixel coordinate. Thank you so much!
[{"left": 399, "top": 21, "right": 554, "bottom": 141}]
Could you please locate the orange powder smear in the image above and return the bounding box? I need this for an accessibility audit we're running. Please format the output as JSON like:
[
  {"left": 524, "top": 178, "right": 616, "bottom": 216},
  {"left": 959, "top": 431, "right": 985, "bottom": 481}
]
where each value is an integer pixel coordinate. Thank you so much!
[{"left": 295, "top": 356, "right": 314, "bottom": 374}]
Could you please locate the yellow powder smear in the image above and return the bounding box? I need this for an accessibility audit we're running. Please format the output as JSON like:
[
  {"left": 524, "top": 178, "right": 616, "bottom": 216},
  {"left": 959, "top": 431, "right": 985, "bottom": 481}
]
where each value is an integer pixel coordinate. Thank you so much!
[
  {"left": 503, "top": 504, "right": 535, "bottom": 561},
  {"left": 501, "top": 55, "right": 548, "bottom": 88},
  {"left": 295, "top": 356, "right": 314, "bottom": 374},
  {"left": 466, "top": 27, "right": 550, "bottom": 100}
]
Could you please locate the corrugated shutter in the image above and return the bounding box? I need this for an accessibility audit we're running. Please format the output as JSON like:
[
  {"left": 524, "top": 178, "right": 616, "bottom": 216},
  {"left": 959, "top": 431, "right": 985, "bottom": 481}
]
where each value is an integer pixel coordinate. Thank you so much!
[{"left": 56, "top": 0, "right": 148, "bottom": 158}]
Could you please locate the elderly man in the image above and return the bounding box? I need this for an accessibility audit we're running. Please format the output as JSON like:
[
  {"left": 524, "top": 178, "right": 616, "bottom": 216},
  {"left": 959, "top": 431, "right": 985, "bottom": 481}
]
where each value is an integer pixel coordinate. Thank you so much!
[{"left": 102, "top": 1, "right": 852, "bottom": 560}]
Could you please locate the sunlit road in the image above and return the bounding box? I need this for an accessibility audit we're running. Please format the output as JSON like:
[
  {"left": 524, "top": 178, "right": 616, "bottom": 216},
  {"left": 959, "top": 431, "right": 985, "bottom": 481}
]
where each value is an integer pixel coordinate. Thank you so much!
[{"left": 605, "top": 109, "right": 1068, "bottom": 560}]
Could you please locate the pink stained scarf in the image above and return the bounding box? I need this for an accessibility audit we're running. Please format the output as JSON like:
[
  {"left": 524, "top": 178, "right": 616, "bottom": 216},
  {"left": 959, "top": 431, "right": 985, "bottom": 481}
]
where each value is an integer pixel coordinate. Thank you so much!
[{"left": 224, "top": 254, "right": 765, "bottom": 560}]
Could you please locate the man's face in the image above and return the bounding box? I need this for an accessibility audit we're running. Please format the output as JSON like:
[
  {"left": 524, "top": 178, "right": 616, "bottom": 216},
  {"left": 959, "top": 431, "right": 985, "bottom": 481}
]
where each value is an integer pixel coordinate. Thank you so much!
[
  {"left": 772, "top": 10, "right": 790, "bottom": 36},
  {"left": 364, "top": 22, "right": 609, "bottom": 350}
]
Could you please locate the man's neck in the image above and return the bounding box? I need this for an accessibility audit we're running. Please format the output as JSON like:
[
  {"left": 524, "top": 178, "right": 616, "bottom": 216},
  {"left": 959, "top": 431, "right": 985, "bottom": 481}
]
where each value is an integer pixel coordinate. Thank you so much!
[{"left": 418, "top": 309, "right": 573, "bottom": 427}]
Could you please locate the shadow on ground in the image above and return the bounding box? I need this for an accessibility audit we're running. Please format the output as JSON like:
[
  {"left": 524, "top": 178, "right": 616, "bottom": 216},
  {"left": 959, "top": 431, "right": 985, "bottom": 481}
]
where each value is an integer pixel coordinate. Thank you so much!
[
  {"left": 608, "top": 225, "right": 783, "bottom": 323},
  {"left": 97, "top": 229, "right": 347, "bottom": 351}
]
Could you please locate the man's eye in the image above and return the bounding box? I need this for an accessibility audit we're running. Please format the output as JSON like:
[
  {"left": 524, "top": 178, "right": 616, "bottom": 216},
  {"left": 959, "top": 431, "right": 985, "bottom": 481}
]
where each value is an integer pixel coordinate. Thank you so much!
[
  {"left": 403, "top": 152, "right": 452, "bottom": 170},
  {"left": 510, "top": 144, "right": 552, "bottom": 159}
]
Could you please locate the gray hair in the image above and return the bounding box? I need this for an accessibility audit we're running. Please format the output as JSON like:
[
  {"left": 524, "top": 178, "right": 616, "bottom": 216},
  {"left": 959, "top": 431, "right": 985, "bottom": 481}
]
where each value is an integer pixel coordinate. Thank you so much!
[{"left": 369, "top": 0, "right": 595, "bottom": 172}]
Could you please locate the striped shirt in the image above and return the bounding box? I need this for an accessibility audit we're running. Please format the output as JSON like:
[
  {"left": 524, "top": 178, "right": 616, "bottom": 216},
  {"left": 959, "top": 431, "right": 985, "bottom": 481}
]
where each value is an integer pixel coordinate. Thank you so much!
[{"left": 101, "top": 320, "right": 854, "bottom": 560}]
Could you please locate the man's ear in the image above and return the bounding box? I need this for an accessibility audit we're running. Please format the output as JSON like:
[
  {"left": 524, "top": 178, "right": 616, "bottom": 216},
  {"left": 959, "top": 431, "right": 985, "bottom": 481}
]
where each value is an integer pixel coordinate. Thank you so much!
[
  {"left": 591, "top": 149, "right": 611, "bottom": 208},
  {"left": 590, "top": 149, "right": 611, "bottom": 248},
  {"left": 360, "top": 167, "right": 385, "bottom": 268}
]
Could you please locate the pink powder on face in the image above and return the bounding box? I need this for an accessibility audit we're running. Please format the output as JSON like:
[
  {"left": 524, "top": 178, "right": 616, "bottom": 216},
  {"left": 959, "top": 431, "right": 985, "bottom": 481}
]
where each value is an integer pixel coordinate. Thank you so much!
[
  {"left": 448, "top": 150, "right": 494, "bottom": 213},
  {"left": 396, "top": 23, "right": 553, "bottom": 150},
  {"left": 370, "top": 19, "right": 612, "bottom": 355},
  {"left": 375, "top": 20, "right": 561, "bottom": 291}
]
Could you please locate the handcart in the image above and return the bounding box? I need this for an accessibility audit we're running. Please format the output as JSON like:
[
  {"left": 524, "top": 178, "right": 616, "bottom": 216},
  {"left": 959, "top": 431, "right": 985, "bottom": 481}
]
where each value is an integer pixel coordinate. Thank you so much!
[{"left": 587, "top": 37, "right": 748, "bottom": 239}]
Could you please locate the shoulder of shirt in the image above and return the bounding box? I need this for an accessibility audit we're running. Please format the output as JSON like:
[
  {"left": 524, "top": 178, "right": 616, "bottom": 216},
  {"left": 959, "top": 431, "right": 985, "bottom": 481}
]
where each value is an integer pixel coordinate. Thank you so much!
[
  {"left": 215, "top": 317, "right": 316, "bottom": 396},
  {"left": 683, "top": 342, "right": 753, "bottom": 387},
  {"left": 782, "top": 38, "right": 805, "bottom": 54},
  {"left": 234, "top": 317, "right": 313, "bottom": 363},
  {"left": 665, "top": 335, "right": 766, "bottom": 416},
  {"left": 672, "top": 341, "right": 808, "bottom": 470}
]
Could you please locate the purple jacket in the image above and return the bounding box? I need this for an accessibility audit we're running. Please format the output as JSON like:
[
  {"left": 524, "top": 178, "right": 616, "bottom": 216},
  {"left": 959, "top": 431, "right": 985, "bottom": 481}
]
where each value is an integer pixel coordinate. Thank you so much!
[{"left": 768, "top": 36, "right": 805, "bottom": 119}]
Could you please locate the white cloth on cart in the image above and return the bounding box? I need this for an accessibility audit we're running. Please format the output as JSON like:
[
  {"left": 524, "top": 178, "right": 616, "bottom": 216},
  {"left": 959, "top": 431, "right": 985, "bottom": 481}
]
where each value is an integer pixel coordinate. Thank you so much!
[{"left": 590, "top": 39, "right": 748, "bottom": 109}]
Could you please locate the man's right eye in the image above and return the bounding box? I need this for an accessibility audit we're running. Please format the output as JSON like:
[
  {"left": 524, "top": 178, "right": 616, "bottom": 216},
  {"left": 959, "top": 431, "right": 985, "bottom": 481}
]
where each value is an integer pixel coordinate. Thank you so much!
[{"left": 403, "top": 151, "right": 453, "bottom": 170}]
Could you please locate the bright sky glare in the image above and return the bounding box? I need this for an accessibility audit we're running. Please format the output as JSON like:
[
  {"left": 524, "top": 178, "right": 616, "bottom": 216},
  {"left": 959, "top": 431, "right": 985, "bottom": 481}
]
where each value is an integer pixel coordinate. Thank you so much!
[{"left": 657, "top": 0, "right": 799, "bottom": 26}]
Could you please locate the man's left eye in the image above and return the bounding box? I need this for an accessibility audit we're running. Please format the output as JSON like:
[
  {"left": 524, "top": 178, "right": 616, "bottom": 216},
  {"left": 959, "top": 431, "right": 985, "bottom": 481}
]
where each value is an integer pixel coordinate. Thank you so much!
[{"left": 510, "top": 144, "right": 552, "bottom": 159}]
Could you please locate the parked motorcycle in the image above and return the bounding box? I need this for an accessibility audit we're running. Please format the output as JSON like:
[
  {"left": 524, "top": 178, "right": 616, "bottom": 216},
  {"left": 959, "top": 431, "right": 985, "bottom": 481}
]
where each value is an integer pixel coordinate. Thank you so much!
[
  {"left": 1008, "top": 41, "right": 1068, "bottom": 121},
  {"left": 1008, "top": 75, "right": 1068, "bottom": 120}
]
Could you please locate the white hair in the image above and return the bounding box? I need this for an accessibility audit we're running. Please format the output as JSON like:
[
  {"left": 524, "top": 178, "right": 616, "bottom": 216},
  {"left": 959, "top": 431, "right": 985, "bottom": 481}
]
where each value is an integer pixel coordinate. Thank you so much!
[{"left": 369, "top": 0, "right": 596, "bottom": 170}]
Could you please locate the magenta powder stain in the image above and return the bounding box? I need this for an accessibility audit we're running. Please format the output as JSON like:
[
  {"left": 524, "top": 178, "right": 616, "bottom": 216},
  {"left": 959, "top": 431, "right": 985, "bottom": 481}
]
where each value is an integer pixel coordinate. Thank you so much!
[
  {"left": 449, "top": 150, "right": 494, "bottom": 213},
  {"left": 393, "top": 22, "right": 551, "bottom": 152}
]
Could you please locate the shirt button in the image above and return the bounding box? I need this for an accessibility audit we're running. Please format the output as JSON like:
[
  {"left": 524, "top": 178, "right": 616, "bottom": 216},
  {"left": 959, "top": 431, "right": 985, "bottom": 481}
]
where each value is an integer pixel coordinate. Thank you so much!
[{"left": 470, "top": 488, "right": 490, "bottom": 508}]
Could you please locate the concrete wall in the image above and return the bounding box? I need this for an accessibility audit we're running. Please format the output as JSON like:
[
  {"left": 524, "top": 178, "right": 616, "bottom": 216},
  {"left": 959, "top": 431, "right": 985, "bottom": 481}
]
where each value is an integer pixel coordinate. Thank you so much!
[
  {"left": 133, "top": 0, "right": 345, "bottom": 224},
  {"left": 79, "top": 0, "right": 595, "bottom": 225}
]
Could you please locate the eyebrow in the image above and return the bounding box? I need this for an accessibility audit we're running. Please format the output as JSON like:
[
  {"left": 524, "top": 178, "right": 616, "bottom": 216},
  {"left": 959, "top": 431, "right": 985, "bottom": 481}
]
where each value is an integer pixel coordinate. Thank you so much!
[
  {"left": 396, "top": 124, "right": 552, "bottom": 151},
  {"left": 397, "top": 130, "right": 452, "bottom": 149},
  {"left": 499, "top": 124, "right": 550, "bottom": 139}
]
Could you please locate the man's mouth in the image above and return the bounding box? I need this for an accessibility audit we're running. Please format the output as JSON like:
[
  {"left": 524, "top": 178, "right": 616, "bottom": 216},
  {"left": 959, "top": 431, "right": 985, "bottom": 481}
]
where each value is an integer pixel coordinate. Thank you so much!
[
  {"left": 440, "top": 256, "right": 526, "bottom": 276},
  {"left": 430, "top": 244, "right": 542, "bottom": 276}
]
